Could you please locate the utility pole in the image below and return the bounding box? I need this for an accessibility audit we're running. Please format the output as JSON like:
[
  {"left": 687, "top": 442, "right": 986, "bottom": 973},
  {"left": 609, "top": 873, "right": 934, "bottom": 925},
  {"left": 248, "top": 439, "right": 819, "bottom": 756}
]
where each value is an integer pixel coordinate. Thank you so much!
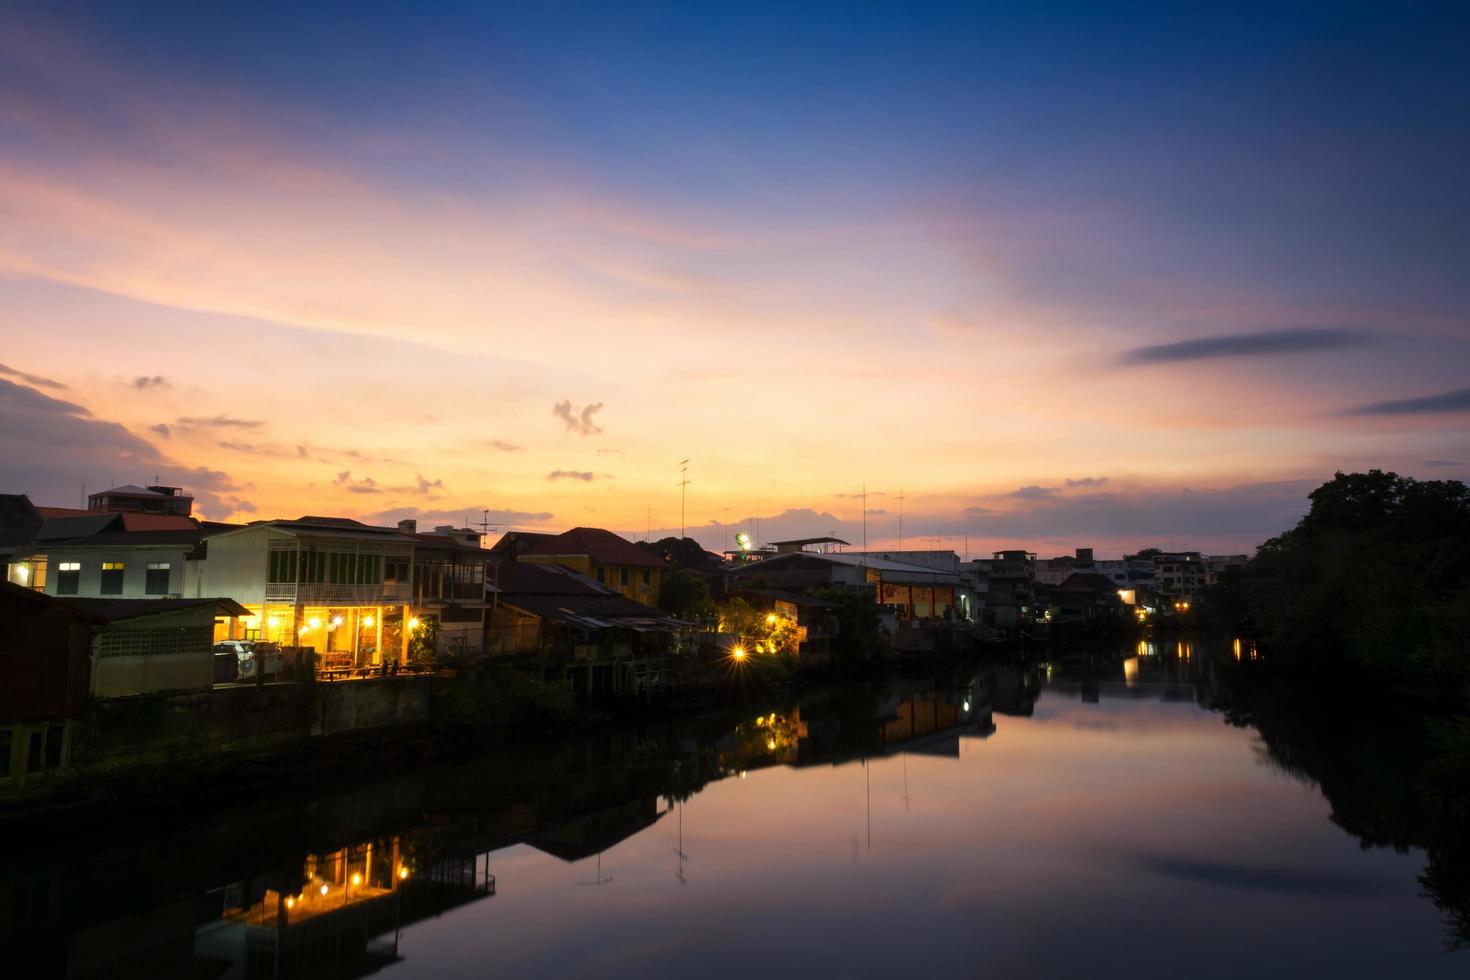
[
  {"left": 723, "top": 508, "right": 729, "bottom": 553},
  {"left": 677, "top": 459, "right": 690, "bottom": 541},
  {"left": 862, "top": 483, "right": 867, "bottom": 551}
]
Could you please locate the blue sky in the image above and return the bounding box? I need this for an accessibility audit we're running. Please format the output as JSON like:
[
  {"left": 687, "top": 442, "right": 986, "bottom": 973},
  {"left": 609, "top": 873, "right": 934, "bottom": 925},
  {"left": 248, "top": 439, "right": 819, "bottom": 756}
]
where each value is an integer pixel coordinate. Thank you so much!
[{"left": 0, "top": 1, "right": 1466, "bottom": 552}]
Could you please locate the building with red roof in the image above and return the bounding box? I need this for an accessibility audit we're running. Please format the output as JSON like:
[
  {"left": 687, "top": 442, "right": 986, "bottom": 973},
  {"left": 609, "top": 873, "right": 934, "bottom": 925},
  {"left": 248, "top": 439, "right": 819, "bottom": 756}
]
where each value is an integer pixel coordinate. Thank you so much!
[{"left": 515, "top": 527, "right": 668, "bottom": 607}]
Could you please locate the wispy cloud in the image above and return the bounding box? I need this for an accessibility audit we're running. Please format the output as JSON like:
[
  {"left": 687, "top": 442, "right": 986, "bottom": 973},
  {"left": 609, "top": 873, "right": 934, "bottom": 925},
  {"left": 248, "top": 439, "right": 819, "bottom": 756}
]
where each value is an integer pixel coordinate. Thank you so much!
[
  {"left": 484, "top": 439, "right": 522, "bottom": 452},
  {"left": 553, "top": 400, "right": 604, "bottom": 436},
  {"left": 177, "top": 415, "right": 265, "bottom": 430},
  {"left": 332, "top": 470, "right": 446, "bottom": 496},
  {"left": 1065, "top": 476, "right": 1107, "bottom": 488},
  {"left": 333, "top": 470, "right": 380, "bottom": 494},
  {"left": 1120, "top": 328, "right": 1363, "bottom": 365},
  {"left": 1009, "top": 485, "right": 1058, "bottom": 500},
  {"left": 132, "top": 375, "right": 169, "bottom": 390},
  {"left": 149, "top": 423, "right": 171, "bottom": 439},
  {"left": 0, "top": 377, "right": 247, "bottom": 518},
  {"left": 366, "top": 505, "right": 555, "bottom": 528},
  {"left": 547, "top": 469, "right": 595, "bottom": 482},
  {"left": 1345, "top": 386, "right": 1470, "bottom": 416},
  {"left": 0, "top": 362, "right": 66, "bottom": 390}
]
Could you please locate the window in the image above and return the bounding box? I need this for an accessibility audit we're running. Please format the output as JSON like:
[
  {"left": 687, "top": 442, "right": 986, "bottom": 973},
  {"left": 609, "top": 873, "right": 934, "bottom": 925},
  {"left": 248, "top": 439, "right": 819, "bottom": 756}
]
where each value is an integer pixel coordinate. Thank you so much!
[
  {"left": 145, "top": 561, "right": 171, "bottom": 595},
  {"left": 26, "top": 731, "right": 42, "bottom": 774},
  {"left": 641, "top": 569, "right": 651, "bottom": 586},
  {"left": 385, "top": 558, "right": 408, "bottom": 582},
  {"left": 100, "top": 561, "right": 125, "bottom": 594},
  {"left": 619, "top": 568, "right": 629, "bottom": 587},
  {"left": 56, "top": 561, "right": 81, "bottom": 595},
  {"left": 0, "top": 730, "right": 10, "bottom": 778},
  {"left": 268, "top": 550, "right": 299, "bottom": 584},
  {"left": 44, "top": 726, "right": 63, "bottom": 769}
]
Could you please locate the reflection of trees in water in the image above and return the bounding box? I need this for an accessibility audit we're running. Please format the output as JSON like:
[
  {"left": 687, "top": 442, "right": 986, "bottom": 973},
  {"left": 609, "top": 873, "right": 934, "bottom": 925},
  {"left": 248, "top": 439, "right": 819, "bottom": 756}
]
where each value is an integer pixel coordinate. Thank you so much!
[{"left": 1208, "top": 665, "right": 1470, "bottom": 951}]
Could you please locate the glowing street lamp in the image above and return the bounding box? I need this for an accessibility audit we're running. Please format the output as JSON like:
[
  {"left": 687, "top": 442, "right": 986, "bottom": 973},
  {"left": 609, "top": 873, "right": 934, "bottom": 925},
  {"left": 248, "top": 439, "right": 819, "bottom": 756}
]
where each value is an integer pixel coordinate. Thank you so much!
[{"left": 731, "top": 645, "right": 747, "bottom": 661}]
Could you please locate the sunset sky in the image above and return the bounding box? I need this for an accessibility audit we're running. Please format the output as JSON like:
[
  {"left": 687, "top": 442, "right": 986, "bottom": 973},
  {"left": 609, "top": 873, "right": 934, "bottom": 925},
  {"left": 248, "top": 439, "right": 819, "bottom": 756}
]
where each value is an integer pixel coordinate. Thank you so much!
[{"left": 2, "top": 1, "right": 1467, "bottom": 556}]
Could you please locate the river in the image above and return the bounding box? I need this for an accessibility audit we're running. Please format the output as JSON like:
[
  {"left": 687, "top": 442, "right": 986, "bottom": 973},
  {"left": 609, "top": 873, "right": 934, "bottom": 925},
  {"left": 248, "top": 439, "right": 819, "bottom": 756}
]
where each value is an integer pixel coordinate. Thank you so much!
[{"left": 4, "top": 635, "right": 1466, "bottom": 978}]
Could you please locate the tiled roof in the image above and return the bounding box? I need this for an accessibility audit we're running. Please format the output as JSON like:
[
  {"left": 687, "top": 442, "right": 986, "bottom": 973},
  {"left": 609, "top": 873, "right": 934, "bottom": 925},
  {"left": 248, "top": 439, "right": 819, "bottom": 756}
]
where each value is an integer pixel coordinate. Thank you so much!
[
  {"left": 519, "top": 527, "right": 668, "bottom": 569},
  {"left": 59, "top": 596, "right": 251, "bottom": 621},
  {"left": 117, "top": 513, "right": 200, "bottom": 532},
  {"left": 35, "top": 514, "right": 121, "bottom": 540},
  {"left": 490, "top": 562, "right": 614, "bottom": 596},
  {"left": 0, "top": 494, "right": 43, "bottom": 550}
]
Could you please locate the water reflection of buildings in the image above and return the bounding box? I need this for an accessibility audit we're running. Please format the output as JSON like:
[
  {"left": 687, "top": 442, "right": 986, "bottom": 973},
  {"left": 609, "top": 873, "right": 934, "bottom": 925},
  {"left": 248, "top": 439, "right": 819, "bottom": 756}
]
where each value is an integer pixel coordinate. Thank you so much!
[
  {"left": 715, "top": 678, "right": 995, "bottom": 775},
  {"left": 196, "top": 836, "right": 495, "bottom": 979},
  {"left": 1039, "top": 636, "right": 1251, "bottom": 707},
  {"left": 6, "top": 671, "right": 1005, "bottom": 978}
]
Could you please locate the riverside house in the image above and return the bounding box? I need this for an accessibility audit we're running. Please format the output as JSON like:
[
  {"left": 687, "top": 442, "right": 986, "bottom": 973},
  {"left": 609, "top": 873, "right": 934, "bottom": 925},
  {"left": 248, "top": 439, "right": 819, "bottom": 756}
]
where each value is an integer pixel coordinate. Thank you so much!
[
  {"left": 514, "top": 527, "right": 668, "bottom": 606},
  {"left": 199, "top": 517, "right": 419, "bottom": 671}
]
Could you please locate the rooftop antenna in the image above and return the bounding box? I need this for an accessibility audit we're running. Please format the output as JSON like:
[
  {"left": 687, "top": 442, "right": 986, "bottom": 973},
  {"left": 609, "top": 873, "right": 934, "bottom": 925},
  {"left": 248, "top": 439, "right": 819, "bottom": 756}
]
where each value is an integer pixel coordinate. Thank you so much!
[
  {"left": 862, "top": 483, "right": 868, "bottom": 551},
  {"left": 576, "top": 851, "right": 613, "bottom": 887},
  {"left": 723, "top": 508, "right": 729, "bottom": 553},
  {"left": 673, "top": 801, "right": 689, "bottom": 885},
  {"left": 677, "top": 459, "right": 691, "bottom": 540},
  {"left": 477, "top": 509, "right": 497, "bottom": 545},
  {"left": 896, "top": 486, "right": 907, "bottom": 551}
]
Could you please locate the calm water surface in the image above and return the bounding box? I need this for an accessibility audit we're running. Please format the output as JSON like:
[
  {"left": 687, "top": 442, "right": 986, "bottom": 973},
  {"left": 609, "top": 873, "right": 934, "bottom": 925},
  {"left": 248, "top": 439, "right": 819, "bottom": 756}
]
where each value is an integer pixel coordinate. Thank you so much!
[{"left": 6, "top": 637, "right": 1466, "bottom": 978}]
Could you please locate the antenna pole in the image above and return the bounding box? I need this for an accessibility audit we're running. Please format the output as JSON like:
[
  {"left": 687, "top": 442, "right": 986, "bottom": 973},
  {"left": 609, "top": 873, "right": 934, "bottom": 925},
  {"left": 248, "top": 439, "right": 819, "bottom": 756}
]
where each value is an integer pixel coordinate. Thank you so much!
[
  {"left": 896, "top": 486, "right": 906, "bottom": 551},
  {"left": 677, "top": 459, "right": 691, "bottom": 541}
]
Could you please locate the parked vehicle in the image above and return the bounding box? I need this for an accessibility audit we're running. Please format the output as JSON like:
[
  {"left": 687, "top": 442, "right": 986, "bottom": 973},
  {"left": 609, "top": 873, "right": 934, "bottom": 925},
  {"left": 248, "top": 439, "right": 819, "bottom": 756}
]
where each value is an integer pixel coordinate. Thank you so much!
[
  {"left": 212, "top": 640, "right": 256, "bottom": 679},
  {"left": 250, "top": 641, "right": 283, "bottom": 677}
]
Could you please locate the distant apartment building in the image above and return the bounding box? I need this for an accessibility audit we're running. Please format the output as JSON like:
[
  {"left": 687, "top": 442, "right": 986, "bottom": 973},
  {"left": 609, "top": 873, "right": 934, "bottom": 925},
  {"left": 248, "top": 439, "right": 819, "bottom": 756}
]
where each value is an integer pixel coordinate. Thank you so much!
[
  {"left": 87, "top": 484, "right": 194, "bottom": 517},
  {"left": 1205, "top": 554, "right": 1250, "bottom": 585},
  {"left": 1148, "top": 551, "right": 1206, "bottom": 597},
  {"left": 1093, "top": 556, "right": 1158, "bottom": 591},
  {"left": 1035, "top": 548, "right": 1096, "bottom": 586}
]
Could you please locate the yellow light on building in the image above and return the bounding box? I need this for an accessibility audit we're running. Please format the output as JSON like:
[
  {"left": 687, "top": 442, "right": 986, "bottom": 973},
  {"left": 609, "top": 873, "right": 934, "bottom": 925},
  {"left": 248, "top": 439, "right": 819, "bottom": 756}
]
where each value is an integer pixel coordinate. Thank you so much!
[
  {"left": 399, "top": 867, "right": 410, "bottom": 880},
  {"left": 731, "top": 645, "right": 746, "bottom": 661},
  {"left": 308, "top": 616, "right": 322, "bottom": 629},
  {"left": 766, "top": 738, "right": 776, "bottom": 750},
  {"left": 408, "top": 617, "right": 420, "bottom": 631},
  {"left": 285, "top": 896, "right": 295, "bottom": 909},
  {"left": 267, "top": 616, "right": 279, "bottom": 628},
  {"left": 363, "top": 615, "right": 375, "bottom": 628},
  {"left": 765, "top": 613, "right": 776, "bottom": 625},
  {"left": 351, "top": 872, "right": 362, "bottom": 886},
  {"left": 319, "top": 884, "right": 329, "bottom": 896},
  {"left": 330, "top": 615, "right": 344, "bottom": 628}
]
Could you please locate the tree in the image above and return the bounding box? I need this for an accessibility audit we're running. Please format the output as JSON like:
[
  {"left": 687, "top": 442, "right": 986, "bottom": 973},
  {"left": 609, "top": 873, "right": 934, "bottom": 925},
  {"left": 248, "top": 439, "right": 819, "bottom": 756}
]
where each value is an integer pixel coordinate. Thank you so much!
[
  {"left": 1208, "top": 470, "right": 1470, "bottom": 690},
  {"left": 810, "top": 586, "right": 887, "bottom": 666},
  {"left": 638, "top": 536, "right": 724, "bottom": 570},
  {"left": 658, "top": 569, "right": 717, "bottom": 628}
]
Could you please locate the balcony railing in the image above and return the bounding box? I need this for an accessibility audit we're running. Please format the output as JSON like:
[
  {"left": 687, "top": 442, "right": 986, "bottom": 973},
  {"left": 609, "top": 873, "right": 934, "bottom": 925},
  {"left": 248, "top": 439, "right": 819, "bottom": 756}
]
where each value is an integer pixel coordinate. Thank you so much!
[{"left": 264, "top": 582, "right": 413, "bottom": 604}]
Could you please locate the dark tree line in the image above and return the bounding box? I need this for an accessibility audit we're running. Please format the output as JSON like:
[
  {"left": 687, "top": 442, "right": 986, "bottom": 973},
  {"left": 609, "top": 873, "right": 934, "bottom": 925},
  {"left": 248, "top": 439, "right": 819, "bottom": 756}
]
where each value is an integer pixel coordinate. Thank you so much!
[{"left": 1205, "top": 470, "right": 1470, "bottom": 693}]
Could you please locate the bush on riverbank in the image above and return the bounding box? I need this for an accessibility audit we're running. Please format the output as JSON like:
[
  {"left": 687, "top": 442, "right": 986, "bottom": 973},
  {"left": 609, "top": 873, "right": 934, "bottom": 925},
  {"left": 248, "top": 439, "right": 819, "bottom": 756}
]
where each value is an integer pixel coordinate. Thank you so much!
[{"left": 432, "top": 664, "right": 580, "bottom": 741}]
